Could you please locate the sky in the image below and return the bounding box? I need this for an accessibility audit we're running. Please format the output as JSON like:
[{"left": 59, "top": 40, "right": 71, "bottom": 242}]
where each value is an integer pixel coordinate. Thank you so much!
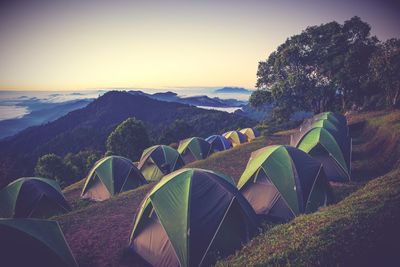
[{"left": 0, "top": 0, "right": 399, "bottom": 91}]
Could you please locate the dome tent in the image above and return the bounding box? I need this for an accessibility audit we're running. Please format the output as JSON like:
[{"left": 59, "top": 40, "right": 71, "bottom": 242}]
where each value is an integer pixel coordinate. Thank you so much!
[
  {"left": 81, "top": 156, "right": 147, "bottom": 201},
  {"left": 314, "top": 111, "right": 347, "bottom": 126},
  {"left": 240, "top": 128, "right": 260, "bottom": 142},
  {"left": 0, "top": 218, "right": 77, "bottom": 267},
  {"left": 296, "top": 112, "right": 349, "bottom": 139},
  {"left": 177, "top": 137, "right": 212, "bottom": 164},
  {"left": 222, "top": 131, "right": 247, "bottom": 147},
  {"left": 237, "top": 145, "right": 332, "bottom": 221},
  {"left": 137, "top": 145, "right": 185, "bottom": 181},
  {"left": 291, "top": 118, "right": 348, "bottom": 146},
  {"left": 205, "top": 135, "right": 232, "bottom": 152},
  {"left": 129, "top": 168, "right": 258, "bottom": 267},
  {"left": 0, "top": 177, "right": 71, "bottom": 218},
  {"left": 290, "top": 118, "right": 352, "bottom": 168},
  {"left": 296, "top": 127, "right": 351, "bottom": 182}
]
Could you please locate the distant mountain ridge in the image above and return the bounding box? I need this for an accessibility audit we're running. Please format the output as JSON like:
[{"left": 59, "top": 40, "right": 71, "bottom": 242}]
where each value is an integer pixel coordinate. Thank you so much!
[
  {"left": 0, "top": 91, "right": 254, "bottom": 187},
  {"left": 214, "top": 87, "right": 252, "bottom": 94},
  {"left": 0, "top": 99, "right": 91, "bottom": 139},
  {"left": 129, "top": 90, "right": 246, "bottom": 107}
]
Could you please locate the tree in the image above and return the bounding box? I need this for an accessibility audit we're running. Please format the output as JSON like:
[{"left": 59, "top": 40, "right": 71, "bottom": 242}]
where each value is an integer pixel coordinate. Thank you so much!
[
  {"left": 158, "top": 119, "right": 194, "bottom": 145},
  {"left": 106, "top": 117, "right": 150, "bottom": 160},
  {"left": 34, "top": 154, "right": 70, "bottom": 185},
  {"left": 63, "top": 150, "right": 101, "bottom": 181},
  {"left": 369, "top": 38, "right": 400, "bottom": 108},
  {"left": 253, "top": 16, "right": 377, "bottom": 120}
]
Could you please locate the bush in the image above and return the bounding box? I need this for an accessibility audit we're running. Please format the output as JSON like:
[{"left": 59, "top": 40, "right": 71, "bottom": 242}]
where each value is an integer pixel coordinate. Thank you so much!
[{"left": 106, "top": 118, "right": 150, "bottom": 160}]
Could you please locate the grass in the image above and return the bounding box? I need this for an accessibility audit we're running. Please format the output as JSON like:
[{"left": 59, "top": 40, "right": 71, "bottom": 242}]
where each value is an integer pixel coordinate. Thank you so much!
[{"left": 53, "top": 183, "right": 155, "bottom": 267}]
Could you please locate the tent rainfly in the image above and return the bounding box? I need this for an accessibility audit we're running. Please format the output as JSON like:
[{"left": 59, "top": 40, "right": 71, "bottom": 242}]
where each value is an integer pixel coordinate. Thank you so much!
[
  {"left": 177, "top": 137, "right": 212, "bottom": 164},
  {"left": 222, "top": 131, "right": 247, "bottom": 147},
  {"left": 0, "top": 177, "right": 71, "bottom": 218},
  {"left": 296, "top": 127, "right": 351, "bottom": 182},
  {"left": 205, "top": 135, "right": 232, "bottom": 152},
  {"left": 0, "top": 218, "right": 77, "bottom": 267},
  {"left": 81, "top": 156, "right": 147, "bottom": 201},
  {"left": 291, "top": 118, "right": 352, "bottom": 168},
  {"left": 298, "top": 112, "right": 349, "bottom": 137},
  {"left": 237, "top": 145, "right": 332, "bottom": 221},
  {"left": 240, "top": 128, "right": 260, "bottom": 142},
  {"left": 129, "top": 168, "right": 258, "bottom": 267},
  {"left": 137, "top": 145, "right": 185, "bottom": 181}
]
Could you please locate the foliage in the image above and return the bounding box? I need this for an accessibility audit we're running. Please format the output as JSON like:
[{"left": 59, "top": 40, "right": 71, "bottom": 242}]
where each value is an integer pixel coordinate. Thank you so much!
[
  {"left": 158, "top": 119, "right": 194, "bottom": 145},
  {"left": 63, "top": 150, "right": 101, "bottom": 181},
  {"left": 369, "top": 38, "right": 400, "bottom": 108},
  {"left": 34, "top": 154, "right": 71, "bottom": 186},
  {"left": 34, "top": 150, "right": 101, "bottom": 187},
  {"left": 106, "top": 117, "right": 150, "bottom": 160},
  {"left": 252, "top": 16, "right": 378, "bottom": 120}
]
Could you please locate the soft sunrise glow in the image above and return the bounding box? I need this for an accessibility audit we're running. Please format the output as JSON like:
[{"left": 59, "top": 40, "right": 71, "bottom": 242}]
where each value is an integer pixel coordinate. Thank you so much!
[{"left": 0, "top": 0, "right": 399, "bottom": 90}]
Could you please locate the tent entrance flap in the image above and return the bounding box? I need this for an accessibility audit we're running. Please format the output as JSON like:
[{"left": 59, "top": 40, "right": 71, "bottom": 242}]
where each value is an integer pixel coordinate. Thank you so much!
[
  {"left": 81, "top": 176, "right": 111, "bottom": 201},
  {"left": 132, "top": 219, "right": 179, "bottom": 267}
]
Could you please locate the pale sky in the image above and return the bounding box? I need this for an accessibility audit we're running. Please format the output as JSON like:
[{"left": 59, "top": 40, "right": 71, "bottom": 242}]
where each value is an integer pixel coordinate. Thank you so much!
[{"left": 0, "top": 0, "right": 399, "bottom": 91}]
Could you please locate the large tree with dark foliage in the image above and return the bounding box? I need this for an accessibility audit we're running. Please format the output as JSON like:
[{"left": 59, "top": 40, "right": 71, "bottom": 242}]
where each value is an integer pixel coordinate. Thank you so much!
[
  {"left": 158, "top": 120, "right": 194, "bottom": 145},
  {"left": 252, "top": 17, "right": 377, "bottom": 119},
  {"left": 106, "top": 117, "right": 150, "bottom": 160}
]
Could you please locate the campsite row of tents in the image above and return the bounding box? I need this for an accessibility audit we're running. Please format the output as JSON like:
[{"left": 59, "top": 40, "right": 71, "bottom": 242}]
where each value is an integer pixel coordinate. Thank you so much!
[
  {"left": 81, "top": 128, "right": 260, "bottom": 201},
  {"left": 0, "top": 127, "right": 260, "bottom": 218}
]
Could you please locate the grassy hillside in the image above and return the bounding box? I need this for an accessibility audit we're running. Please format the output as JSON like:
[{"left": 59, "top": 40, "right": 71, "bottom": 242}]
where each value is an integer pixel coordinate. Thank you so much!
[
  {"left": 217, "top": 110, "right": 400, "bottom": 266},
  {"left": 54, "top": 111, "right": 400, "bottom": 266}
]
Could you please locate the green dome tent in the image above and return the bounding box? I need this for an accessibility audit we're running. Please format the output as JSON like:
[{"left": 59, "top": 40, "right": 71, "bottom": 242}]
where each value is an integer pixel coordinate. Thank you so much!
[
  {"left": 0, "top": 218, "right": 77, "bottom": 267},
  {"left": 299, "top": 112, "right": 349, "bottom": 137},
  {"left": 0, "top": 177, "right": 71, "bottom": 218},
  {"left": 177, "top": 137, "right": 212, "bottom": 164},
  {"left": 81, "top": 156, "right": 147, "bottom": 201},
  {"left": 296, "top": 127, "right": 351, "bottom": 182},
  {"left": 237, "top": 145, "right": 332, "bottom": 221},
  {"left": 291, "top": 118, "right": 352, "bottom": 169},
  {"left": 138, "top": 145, "right": 185, "bottom": 181},
  {"left": 129, "top": 168, "right": 258, "bottom": 267},
  {"left": 315, "top": 111, "right": 347, "bottom": 126}
]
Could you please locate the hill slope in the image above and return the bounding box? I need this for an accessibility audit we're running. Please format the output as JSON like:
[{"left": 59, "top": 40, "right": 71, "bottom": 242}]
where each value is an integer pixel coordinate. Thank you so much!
[
  {"left": 55, "top": 111, "right": 400, "bottom": 266},
  {"left": 0, "top": 91, "right": 254, "bottom": 187},
  {"left": 217, "top": 111, "right": 400, "bottom": 266}
]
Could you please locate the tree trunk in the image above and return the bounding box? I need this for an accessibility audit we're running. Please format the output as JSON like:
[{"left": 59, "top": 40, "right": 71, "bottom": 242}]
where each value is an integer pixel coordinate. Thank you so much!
[{"left": 393, "top": 87, "right": 400, "bottom": 108}]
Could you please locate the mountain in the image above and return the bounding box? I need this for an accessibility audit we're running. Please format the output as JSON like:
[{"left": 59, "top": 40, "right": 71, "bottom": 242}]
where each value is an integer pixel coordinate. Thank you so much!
[
  {"left": 0, "top": 99, "right": 91, "bottom": 139},
  {"left": 214, "top": 87, "right": 252, "bottom": 94},
  {"left": 0, "top": 91, "right": 254, "bottom": 187},
  {"left": 129, "top": 90, "right": 246, "bottom": 107}
]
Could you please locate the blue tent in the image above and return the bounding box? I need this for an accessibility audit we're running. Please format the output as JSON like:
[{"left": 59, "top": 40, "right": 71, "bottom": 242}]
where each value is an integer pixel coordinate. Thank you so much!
[{"left": 206, "top": 135, "right": 232, "bottom": 152}]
